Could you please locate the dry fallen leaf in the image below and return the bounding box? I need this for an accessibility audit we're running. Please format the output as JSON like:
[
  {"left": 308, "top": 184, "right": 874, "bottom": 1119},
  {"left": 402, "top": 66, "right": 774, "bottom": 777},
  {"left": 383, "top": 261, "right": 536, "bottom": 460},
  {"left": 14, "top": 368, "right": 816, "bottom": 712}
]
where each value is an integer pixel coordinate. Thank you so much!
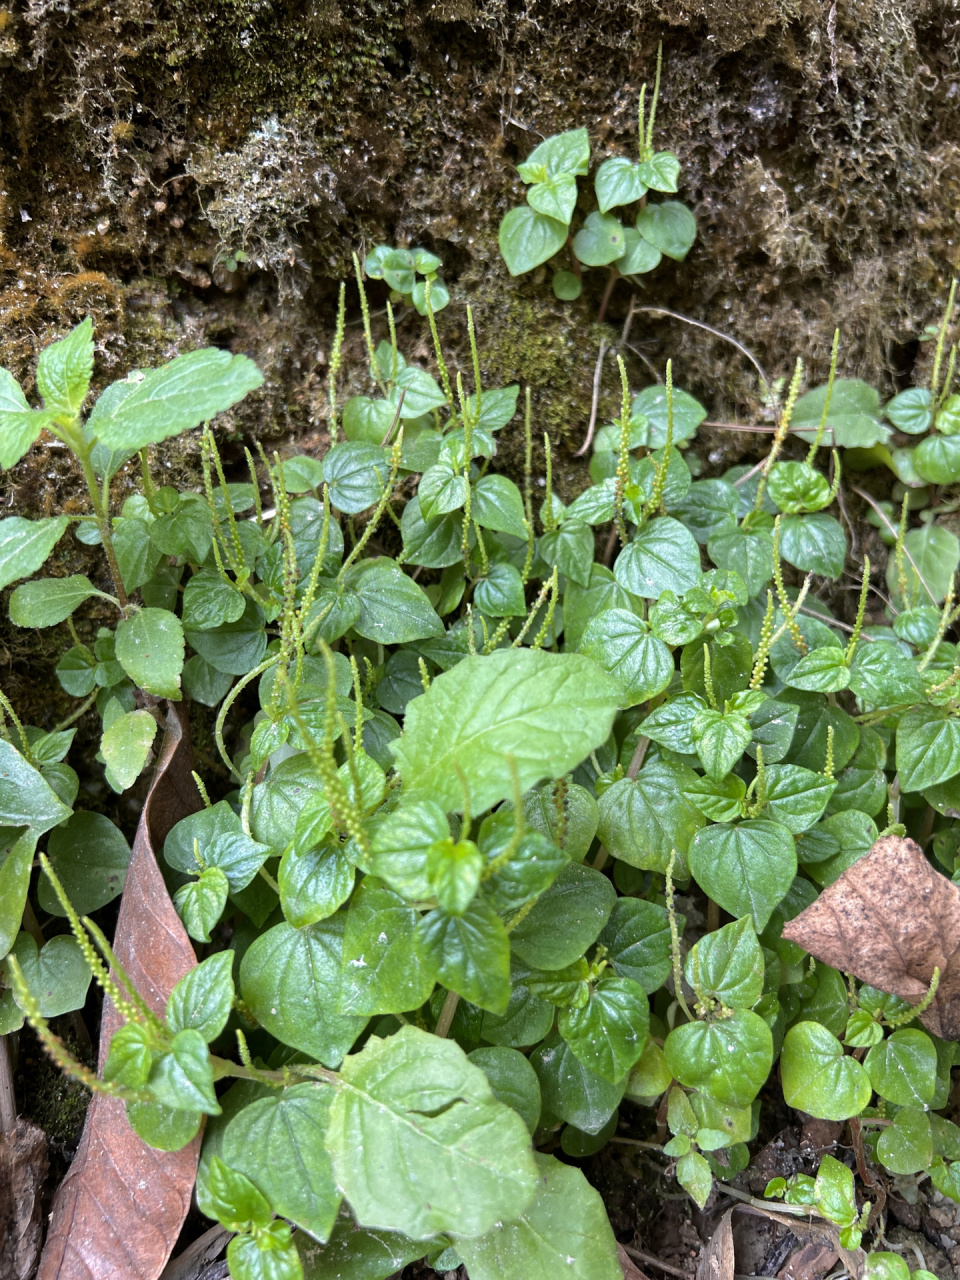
[
  {"left": 782, "top": 834, "right": 960, "bottom": 1040},
  {"left": 778, "top": 1240, "right": 839, "bottom": 1280},
  {"left": 37, "top": 706, "right": 202, "bottom": 1280},
  {"left": 0, "top": 1118, "right": 48, "bottom": 1280},
  {"left": 696, "top": 1209, "right": 734, "bottom": 1280}
]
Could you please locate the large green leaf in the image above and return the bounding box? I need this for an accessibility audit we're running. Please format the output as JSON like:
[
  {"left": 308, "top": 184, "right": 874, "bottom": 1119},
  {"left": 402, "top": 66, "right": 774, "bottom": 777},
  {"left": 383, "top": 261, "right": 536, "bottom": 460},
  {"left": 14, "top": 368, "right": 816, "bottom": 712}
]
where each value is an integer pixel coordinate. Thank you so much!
[
  {"left": 598, "top": 898, "right": 673, "bottom": 994},
  {"left": 887, "top": 525, "right": 960, "bottom": 607},
  {"left": 239, "top": 918, "right": 367, "bottom": 1066},
  {"left": 89, "top": 348, "right": 263, "bottom": 451},
  {"left": 0, "top": 517, "right": 69, "bottom": 592},
  {"left": 390, "top": 649, "right": 621, "bottom": 814},
  {"left": 9, "top": 574, "right": 108, "bottom": 628},
  {"left": 325, "top": 1025, "right": 538, "bottom": 1240},
  {"left": 455, "top": 1154, "right": 622, "bottom": 1280},
  {"left": 223, "top": 1084, "right": 341, "bottom": 1242}
]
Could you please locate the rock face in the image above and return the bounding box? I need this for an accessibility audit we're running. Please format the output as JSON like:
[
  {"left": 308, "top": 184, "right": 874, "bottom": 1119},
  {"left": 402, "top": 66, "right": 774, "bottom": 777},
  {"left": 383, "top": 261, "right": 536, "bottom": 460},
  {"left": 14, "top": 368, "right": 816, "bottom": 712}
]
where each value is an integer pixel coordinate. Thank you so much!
[{"left": 0, "top": 0, "right": 956, "bottom": 438}]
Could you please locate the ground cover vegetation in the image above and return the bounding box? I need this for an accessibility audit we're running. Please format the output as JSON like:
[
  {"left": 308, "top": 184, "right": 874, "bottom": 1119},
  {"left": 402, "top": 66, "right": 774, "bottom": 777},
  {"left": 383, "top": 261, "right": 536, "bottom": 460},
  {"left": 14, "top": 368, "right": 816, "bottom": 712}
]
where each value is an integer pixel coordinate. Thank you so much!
[{"left": 4, "top": 88, "right": 960, "bottom": 1280}]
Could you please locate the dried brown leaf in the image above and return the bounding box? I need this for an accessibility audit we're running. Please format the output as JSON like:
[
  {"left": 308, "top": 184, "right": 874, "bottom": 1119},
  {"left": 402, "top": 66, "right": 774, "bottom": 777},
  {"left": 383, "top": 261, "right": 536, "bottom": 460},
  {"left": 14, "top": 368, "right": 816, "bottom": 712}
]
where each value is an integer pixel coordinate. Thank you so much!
[
  {"left": 778, "top": 1241, "right": 839, "bottom": 1280},
  {"left": 696, "top": 1209, "right": 734, "bottom": 1280},
  {"left": 37, "top": 706, "right": 202, "bottom": 1280},
  {"left": 0, "top": 1118, "right": 48, "bottom": 1280},
  {"left": 782, "top": 834, "right": 960, "bottom": 1039}
]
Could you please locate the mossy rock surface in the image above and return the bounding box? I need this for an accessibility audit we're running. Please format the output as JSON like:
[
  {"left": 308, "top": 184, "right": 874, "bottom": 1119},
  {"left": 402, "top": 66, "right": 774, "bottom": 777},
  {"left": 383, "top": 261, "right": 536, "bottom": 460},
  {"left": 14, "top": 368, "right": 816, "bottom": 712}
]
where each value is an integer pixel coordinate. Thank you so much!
[{"left": 0, "top": 0, "right": 956, "bottom": 698}]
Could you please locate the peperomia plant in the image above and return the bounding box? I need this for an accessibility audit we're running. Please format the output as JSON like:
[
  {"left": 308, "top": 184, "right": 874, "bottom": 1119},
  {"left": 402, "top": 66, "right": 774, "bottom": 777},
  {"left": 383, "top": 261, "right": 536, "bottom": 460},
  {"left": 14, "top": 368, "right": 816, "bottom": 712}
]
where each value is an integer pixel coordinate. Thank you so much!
[
  {"left": 5, "top": 274, "right": 960, "bottom": 1280},
  {"left": 498, "top": 47, "right": 697, "bottom": 313},
  {"left": 362, "top": 244, "right": 451, "bottom": 316}
]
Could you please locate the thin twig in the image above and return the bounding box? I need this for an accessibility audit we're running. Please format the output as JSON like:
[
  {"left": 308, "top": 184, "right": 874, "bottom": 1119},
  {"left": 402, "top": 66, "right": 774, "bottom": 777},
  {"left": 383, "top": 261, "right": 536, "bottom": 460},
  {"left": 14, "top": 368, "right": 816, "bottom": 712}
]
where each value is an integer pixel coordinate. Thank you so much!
[
  {"left": 732, "top": 459, "right": 765, "bottom": 488},
  {"left": 627, "top": 305, "right": 771, "bottom": 390},
  {"left": 575, "top": 338, "right": 609, "bottom": 456},
  {"left": 624, "top": 342, "right": 663, "bottom": 384},
  {"left": 704, "top": 421, "right": 776, "bottom": 433},
  {"left": 624, "top": 1247, "right": 695, "bottom": 1280},
  {"left": 0, "top": 1036, "right": 16, "bottom": 1135}
]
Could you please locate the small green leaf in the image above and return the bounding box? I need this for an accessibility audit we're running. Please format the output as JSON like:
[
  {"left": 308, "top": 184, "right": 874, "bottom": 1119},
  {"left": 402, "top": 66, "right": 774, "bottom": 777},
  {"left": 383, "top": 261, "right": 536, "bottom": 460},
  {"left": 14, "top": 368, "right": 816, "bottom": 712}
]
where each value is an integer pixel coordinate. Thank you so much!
[
  {"left": 580, "top": 609, "right": 673, "bottom": 707},
  {"left": 518, "top": 129, "right": 590, "bottom": 179},
  {"left": 239, "top": 918, "right": 367, "bottom": 1066},
  {"left": 597, "top": 763, "right": 705, "bottom": 875},
  {"left": 499, "top": 206, "right": 568, "bottom": 276},
  {"left": 558, "top": 975, "right": 649, "bottom": 1083},
  {"left": 791, "top": 380, "right": 887, "bottom": 449},
  {"left": 896, "top": 707, "right": 960, "bottom": 792},
  {"left": 885, "top": 387, "right": 932, "bottom": 434},
  {"left": 599, "top": 898, "right": 673, "bottom": 994},
  {"left": 0, "top": 516, "right": 69, "bottom": 592},
  {"left": 664, "top": 1011, "right": 773, "bottom": 1108},
  {"left": 637, "top": 152, "right": 681, "bottom": 193},
  {"left": 914, "top": 433, "right": 960, "bottom": 485},
  {"left": 0, "top": 370, "right": 57, "bottom": 469},
  {"left": 181, "top": 570, "right": 246, "bottom": 630},
  {"left": 676, "top": 1150, "right": 713, "bottom": 1209},
  {"left": 174, "top": 868, "right": 229, "bottom": 943},
  {"left": 553, "top": 269, "right": 582, "bottom": 300},
  {"left": 691, "top": 708, "right": 752, "bottom": 781},
  {"left": 416, "top": 897, "right": 510, "bottom": 1014},
  {"left": 887, "top": 525, "right": 959, "bottom": 606},
  {"left": 115, "top": 607, "right": 184, "bottom": 698},
  {"left": 9, "top": 574, "right": 107, "bottom": 628},
  {"left": 635, "top": 201, "right": 697, "bottom": 260},
  {"left": 101, "top": 709, "right": 158, "bottom": 791},
  {"left": 778, "top": 513, "right": 847, "bottom": 578},
  {"left": 573, "top": 212, "right": 628, "bottom": 267},
  {"left": 39, "top": 810, "right": 130, "bottom": 916},
  {"left": 877, "top": 1107, "right": 933, "bottom": 1176},
  {"left": 619, "top": 228, "right": 662, "bottom": 275},
  {"left": 865, "top": 1028, "right": 937, "bottom": 1107},
  {"left": 167, "top": 951, "right": 235, "bottom": 1043},
  {"left": 468, "top": 1046, "right": 542, "bottom": 1135},
  {"left": 36, "top": 318, "right": 94, "bottom": 415},
  {"left": 475, "top": 562, "right": 527, "bottom": 618},
  {"left": 595, "top": 157, "right": 648, "bottom": 212},
  {"left": 148, "top": 1028, "right": 220, "bottom": 1114},
  {"left": 631, "top": 386, "right": 707, "bottom": 449},
  {"left": 688, "top": 820, "right": 796, "bottom": 931},
  {"left": 343, "top": 559, "right": 444, "bottom": 644},
  {"left": 528, "top": 173, "right": 578, "bottom": 223},
  {"left": 340, "top": 879, "right": 435, "bottom": 1016},
  {"left": 509, "top": 863, "right": 615, "bottom": 971},
  {"left": 614, "top": 517, "right": 702, "bottom": 598},
  {"left": 780, "top": 1022, "right": 871, "bottom": 1120},
  {"left": 685, "top": 916, "right": 764, "bottom": 1011},
  {"left": 223, "top": 1083, "right": 341, "bottom": 1242},
  {"left": 4, "top": 931, "right": 91, "bottom": 1017},
  {"left": 531, "top": 1030, "right": 627, "bottom": 1134},
  {"left": 472, "top": 475, "right": 528, "bottom": 539}
]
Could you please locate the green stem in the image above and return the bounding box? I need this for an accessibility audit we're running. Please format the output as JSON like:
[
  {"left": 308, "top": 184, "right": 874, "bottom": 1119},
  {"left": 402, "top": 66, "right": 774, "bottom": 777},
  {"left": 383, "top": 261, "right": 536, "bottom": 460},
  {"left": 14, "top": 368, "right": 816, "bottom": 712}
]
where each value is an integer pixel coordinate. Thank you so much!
[{"left": 71, "top": 433, "right": 128, "bottom": 608}]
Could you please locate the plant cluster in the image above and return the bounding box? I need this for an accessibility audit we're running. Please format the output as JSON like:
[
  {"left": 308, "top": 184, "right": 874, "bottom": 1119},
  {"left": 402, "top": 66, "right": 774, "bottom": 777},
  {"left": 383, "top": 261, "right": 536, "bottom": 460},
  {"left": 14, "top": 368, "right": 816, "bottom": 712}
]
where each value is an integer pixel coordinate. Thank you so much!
[
  {"left": 498, "top": 49, "right": 697, "bottom": 309},
  {"left": 3, "top": 273, "right": 960, "bottom": 1280},
  {"left": 363, "top": 245, "right": 451, "bottom": 316}
]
